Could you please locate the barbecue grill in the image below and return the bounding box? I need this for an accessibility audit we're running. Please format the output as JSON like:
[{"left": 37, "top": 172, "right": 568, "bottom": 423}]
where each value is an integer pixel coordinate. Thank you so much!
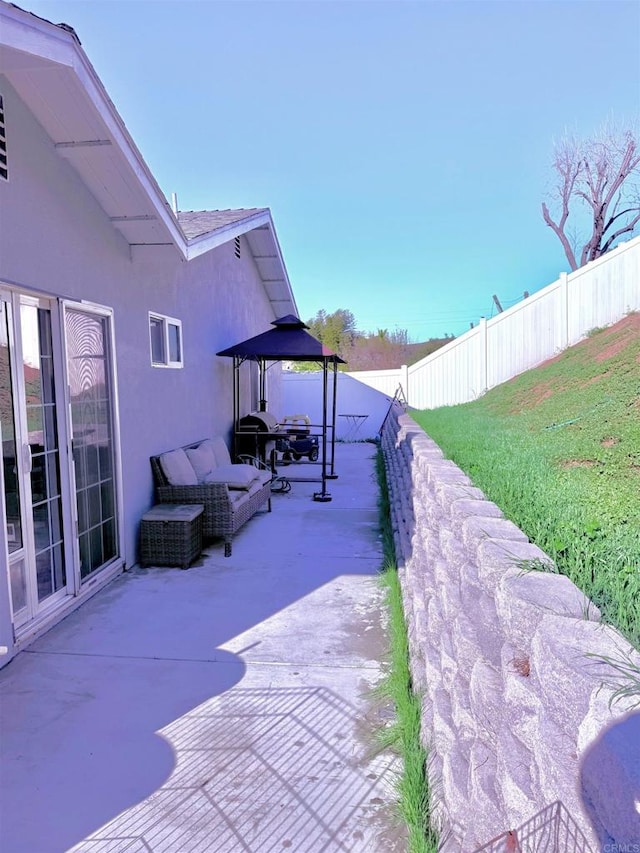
[{"left": 236, "top": 410, "right": 280, "bottom": 465}]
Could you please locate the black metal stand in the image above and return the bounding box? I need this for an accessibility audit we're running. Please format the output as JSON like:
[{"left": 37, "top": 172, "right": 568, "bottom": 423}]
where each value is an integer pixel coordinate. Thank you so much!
[
  {"left": 325, "top": 360, "right": 339, "bottom": 480},
  {"left": 313, "top": 358, "right": 332, "bottom": 501}
]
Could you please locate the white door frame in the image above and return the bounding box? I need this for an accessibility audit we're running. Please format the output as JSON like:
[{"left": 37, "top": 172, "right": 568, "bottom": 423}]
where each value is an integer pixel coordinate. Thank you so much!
[
  {"left": 60, "top": 298, "right": 125, "bottom": 587},
  {"left": 0, "top": 285, "right": 125, "bottom": 648},
  {"left": 1, "top": 289, "right": 75, "bottom": 630}
]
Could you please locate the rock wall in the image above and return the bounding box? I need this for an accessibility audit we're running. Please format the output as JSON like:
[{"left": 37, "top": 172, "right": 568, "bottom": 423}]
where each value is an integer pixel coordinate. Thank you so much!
[{"left": 381, "top": 408, "right": 640, "bottom": 850}]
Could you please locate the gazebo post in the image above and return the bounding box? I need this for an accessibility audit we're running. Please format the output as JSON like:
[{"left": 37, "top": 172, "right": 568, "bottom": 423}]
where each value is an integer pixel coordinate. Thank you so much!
[
  {"left": 231, "top": 355, "right": 240, "bottom": 459},
  {"left": 258, "top": 357, "right": 267, "bottom": 411},
  {"left": 326, "top": 358, "right": 339, "bottom": 479},
  {"left": 313, "top": 357, "right": 331, "bottom": 502}
]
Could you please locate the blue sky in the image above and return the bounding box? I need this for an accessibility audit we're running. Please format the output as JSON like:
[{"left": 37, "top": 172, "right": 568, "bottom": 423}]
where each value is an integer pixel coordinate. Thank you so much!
[{"left": 22, "top": 0, "right": 640, "bottom": 340}]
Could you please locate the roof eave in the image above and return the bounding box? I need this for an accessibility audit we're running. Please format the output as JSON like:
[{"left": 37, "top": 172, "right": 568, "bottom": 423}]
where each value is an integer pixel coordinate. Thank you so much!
[
  {"left": 1, "top": 2, "right": 299, "bottom": 318},
  {"left": 184, "top": 209, "right": 273, "bottom": 258},
  {"left": 0, "top": 2, "right": 187, "bottom": 255},
  {"left": 186, "top": 209, "right": 298, "bottom": 318}
]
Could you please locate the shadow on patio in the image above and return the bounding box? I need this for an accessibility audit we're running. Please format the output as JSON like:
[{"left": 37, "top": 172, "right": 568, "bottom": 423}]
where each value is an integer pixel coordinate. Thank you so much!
[{"left": 0, "top": 443, "right": 405, "bottom": 853}]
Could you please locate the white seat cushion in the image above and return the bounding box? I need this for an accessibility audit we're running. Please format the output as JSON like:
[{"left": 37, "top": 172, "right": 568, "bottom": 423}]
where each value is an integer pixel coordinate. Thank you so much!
[
  {"left": 186, "top": 444, "right": 217, "bottom": 483},
  {"left": 254, "top": 469, "right": 273, "bottom": 486},
  {"left": 159, "top": 448, "right": 198, "bottom": 486},
  {"left": 204, "top": 464, "right": 259, "bottom": 490}
]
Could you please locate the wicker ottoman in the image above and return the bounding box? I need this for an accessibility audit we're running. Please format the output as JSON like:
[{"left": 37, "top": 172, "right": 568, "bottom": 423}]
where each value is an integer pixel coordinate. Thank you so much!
[{"left": 140, "top": 504, "right": 204, "bottom": 569}]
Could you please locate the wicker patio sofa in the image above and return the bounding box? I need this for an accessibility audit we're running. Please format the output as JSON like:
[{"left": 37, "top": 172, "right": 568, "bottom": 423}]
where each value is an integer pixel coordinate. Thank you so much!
[{"left": 150, "top": 437, "right": 272, "bottom": 557}]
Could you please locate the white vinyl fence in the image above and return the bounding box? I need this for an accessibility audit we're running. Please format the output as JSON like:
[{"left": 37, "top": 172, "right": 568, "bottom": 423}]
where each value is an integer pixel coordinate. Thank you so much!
[
  {"left": 281, "top": 371, "right": 394, "bottom": 441},
  {"left": 349, "top": 235, "right": 640, "bottom": 410}
]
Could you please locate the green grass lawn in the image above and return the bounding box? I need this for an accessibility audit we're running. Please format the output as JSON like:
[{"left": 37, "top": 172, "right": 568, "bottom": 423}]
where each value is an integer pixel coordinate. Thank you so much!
[
  {"left": 375, "top": 451, "right": 439, "bottom": 852},
  {"left": 412, "top": 316, "right": 640, "bottom": 647}
]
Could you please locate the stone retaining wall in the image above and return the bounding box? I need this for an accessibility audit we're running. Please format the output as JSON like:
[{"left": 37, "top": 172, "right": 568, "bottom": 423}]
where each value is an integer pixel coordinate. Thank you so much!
[{"left": 381, "top": 408, "right": 640, "bottom": 850}]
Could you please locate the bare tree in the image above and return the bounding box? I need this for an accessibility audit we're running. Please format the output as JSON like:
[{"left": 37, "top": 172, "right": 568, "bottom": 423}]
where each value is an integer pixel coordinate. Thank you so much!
[{"left": 542, "top": 125, "right": 640, "bottom": 270}]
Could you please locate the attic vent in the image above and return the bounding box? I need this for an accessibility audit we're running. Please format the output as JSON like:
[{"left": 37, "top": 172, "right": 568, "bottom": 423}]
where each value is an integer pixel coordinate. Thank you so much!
[
  {"left": 0, "top": 96, "right": 7, "bottom": 181},
  {"left": 234, "top": 235, "right": 241, "bottom": 259}
]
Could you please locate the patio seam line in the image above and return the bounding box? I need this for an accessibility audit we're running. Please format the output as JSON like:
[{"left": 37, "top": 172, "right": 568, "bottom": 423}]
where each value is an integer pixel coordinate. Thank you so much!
[
  {"left": 21, "top": 649, "right": 381, "bottom": 669},
  {"left": 195, "top": 554, "right": 383, "bottom": 560},
  {"left": 217, "top": 659, "right": 381, "bottom": 669},
  {"left": 20, "top": 649, "right": 243, "bottom": 664}
]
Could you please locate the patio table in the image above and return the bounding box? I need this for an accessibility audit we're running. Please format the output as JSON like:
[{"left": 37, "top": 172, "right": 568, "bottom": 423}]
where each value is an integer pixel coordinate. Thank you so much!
[{"left": 338, "top": 413, "right": 368, "bottom": 441}]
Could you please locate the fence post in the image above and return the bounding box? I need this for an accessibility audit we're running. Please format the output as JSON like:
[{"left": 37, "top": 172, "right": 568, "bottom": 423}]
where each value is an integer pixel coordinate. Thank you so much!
[
  {"left": 401, "top": 364, "right": 409, "bottom": 406},
  {"left": 559, "top": 272, "right": 569, "bottom": 350},
  {"left": 479, "top": 317, "right": 488, "bottom": 394}
]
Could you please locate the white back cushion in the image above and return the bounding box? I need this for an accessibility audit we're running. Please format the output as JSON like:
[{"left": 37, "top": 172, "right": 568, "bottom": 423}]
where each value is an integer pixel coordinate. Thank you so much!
[
  {"left": 186, "top": 444, "right": 217, "bottom": 483},
  {"left": 208, "top": 437, "right": 231, "bottom": 467},
  {"left": 159, "top": 448, "right": 198, "bottom": 486}
]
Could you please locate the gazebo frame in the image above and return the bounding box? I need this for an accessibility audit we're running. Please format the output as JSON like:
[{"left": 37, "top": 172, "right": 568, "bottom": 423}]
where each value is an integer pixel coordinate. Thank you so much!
[{"left": 217, "top": 316, "right": 344, "bottom": 502}]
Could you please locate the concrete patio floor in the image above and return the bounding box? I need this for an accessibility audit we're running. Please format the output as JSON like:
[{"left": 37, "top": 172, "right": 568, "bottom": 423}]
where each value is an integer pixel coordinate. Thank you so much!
[{"left": 0, "top": 442, "right": 406, "bottom": 853}]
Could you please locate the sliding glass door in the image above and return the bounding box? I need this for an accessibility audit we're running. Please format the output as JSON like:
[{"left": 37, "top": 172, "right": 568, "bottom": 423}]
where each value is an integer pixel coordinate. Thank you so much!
[
  {"left": 1, "top": 290, "right": 120, "bottom": 634},
  {"left": 1, "top": 293, "right": 69, "bottom": 627}
]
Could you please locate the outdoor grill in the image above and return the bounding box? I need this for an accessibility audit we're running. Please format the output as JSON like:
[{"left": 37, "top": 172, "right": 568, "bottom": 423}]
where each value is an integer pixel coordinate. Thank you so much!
[{"left": 236, "top": 410, "right": 280, "bottom": 464}]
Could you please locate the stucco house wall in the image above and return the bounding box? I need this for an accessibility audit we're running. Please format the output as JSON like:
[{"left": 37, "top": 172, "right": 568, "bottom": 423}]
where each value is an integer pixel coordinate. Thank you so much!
[
  {"left": 0, "top": 2, "right": 296, "bottom": 664},
  {"left": 2, "top": 76, "right": 277, "bottom": 566}
]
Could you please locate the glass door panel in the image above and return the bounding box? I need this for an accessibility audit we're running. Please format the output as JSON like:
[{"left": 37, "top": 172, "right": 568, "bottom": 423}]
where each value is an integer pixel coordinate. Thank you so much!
[
  {"left": 21, "top": 304, "right": 66, "bottom": 604},
  {"left": 65, "top": 309, "right": 118, "bottom": 579},
  {"left": 1, "top": 292, "right": 73, "bottom": 629},
  {"left": 1, "top": 301, "right": 22, "bottom": 551},
  {"left": 1, "top": 299, "right": 27, "bottom": 617}
]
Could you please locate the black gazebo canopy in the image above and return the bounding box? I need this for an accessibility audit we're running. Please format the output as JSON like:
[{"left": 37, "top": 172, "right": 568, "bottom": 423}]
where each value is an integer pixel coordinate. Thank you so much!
[{"left": 217, "top": 315, "right": 345, "bottom": 501}]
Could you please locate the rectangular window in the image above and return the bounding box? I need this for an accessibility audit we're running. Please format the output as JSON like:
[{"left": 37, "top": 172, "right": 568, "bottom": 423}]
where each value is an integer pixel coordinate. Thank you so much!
[
  {"left": 149, "top": 316, "right": 165, "bottom": 364},
  {"left": 149, "top": 313, "right": 183, "bottom": 368}
]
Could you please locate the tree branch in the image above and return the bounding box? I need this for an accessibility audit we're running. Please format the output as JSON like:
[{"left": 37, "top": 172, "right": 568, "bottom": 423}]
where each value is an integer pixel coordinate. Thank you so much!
[
  {"left": 542, "top": 201, "right": 578, "bottom": 269},
  {"left": 600, "top": 210, "right": 640, "bottom": 255},
  {"left": 604, "top": 203, "right": 640, "bottom": 233},
  {"left": 543, "top": 125, "right": 640, "bottom": 269},
  {"left": 602, "top": 137, "right": 640, "bottom": 211}
]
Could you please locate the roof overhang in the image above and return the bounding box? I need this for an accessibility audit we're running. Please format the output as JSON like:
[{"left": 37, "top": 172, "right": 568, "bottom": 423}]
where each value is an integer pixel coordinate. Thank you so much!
[
  {"left": 0, "top": 2, "right": 184, "bottom": 249},
  {"left": 180, "top": 209, "right": 298, "bottom": 317},
  {"left": 0, "top": 2, "right": 298, "bottom": 317}
]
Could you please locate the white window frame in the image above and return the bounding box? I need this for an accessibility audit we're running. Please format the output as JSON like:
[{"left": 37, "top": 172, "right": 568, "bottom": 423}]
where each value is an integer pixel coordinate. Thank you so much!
[{"left": 149, "top": 312, "right": 183, "bottom": 368}]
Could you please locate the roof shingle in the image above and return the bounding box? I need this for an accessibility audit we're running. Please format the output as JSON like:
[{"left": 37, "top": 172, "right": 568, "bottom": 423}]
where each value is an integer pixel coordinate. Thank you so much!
[{"left": 177, "top": 208, "right": 267, "bottom": 240}]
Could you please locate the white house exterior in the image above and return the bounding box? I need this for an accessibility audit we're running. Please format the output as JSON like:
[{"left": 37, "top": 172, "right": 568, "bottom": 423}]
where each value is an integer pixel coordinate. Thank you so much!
[{"left": 0, "top": 3, "right": 297, "bottom": 666}]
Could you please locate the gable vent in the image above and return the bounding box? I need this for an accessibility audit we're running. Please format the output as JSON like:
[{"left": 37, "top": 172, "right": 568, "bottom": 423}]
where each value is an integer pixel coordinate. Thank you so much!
[
  {"left": 0, "top": 96, "right": 6, "bottom": 181},
  {"left": 234, "top": 235, "right": 241, "bottom": 259}
]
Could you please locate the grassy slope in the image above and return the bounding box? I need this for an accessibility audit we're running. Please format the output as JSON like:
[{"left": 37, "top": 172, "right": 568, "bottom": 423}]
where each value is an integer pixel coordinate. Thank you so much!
[{"left": 412, "top": 314, "right": 640, "bottom": 646}]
